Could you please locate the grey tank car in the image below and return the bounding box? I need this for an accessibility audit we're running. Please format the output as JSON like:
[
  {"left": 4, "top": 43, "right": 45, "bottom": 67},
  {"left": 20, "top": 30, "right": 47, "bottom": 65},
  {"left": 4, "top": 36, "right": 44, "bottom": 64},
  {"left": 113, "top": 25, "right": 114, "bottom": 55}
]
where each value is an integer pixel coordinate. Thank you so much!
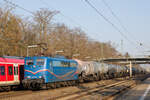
[{"left": 75, "top": 59, "right": 146, "bottom": 82}]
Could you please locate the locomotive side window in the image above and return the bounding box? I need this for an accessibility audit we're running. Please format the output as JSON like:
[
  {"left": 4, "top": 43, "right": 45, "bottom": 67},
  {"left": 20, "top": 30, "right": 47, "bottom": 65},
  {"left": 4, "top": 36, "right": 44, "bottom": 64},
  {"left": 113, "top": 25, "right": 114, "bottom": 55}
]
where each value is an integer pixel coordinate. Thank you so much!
[
  {"left": 0, "top": 66, "right": 5, "bottom": 75},
  {"left": 52, "top": 61, "right": 71, "bottom": 67},
  {"left": 52, "top": 61, "right": 63, "bottom": 67},
  {"left": 62, "top": 62, "right": 70, "bottom": 67},
  {"left": 8, "top": 66, "right": 13, "bottom": 75}
]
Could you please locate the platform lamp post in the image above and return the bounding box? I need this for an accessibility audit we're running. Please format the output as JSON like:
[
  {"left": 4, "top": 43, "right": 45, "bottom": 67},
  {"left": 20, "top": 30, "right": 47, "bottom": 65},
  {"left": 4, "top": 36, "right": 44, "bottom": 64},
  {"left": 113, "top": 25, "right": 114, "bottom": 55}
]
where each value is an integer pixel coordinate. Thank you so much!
[{"left": 27, "top": 45, "right": 38, "bottom": 56}]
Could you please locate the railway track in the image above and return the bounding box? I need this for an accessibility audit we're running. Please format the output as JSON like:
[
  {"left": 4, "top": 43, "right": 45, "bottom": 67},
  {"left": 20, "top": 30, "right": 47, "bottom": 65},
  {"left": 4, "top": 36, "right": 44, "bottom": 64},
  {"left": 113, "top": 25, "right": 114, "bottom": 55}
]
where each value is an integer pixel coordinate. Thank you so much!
[
  {"left": 48, "top": 80, "right": 130, "bottom": 100},
  {"left": 48, "top": 74, "right": 149, "bottom": 100},
  {"left": 0, "top": 79, "right": 114, "bottom": 99},
  {"left": 0, "top": 90, "right": 33, "bottom": 99},
  {"left": 0, "top": 78, "right": 125, "bottom": 100},
  {"left": 0, "top": 74, "right": 149, "bottom": 100}
]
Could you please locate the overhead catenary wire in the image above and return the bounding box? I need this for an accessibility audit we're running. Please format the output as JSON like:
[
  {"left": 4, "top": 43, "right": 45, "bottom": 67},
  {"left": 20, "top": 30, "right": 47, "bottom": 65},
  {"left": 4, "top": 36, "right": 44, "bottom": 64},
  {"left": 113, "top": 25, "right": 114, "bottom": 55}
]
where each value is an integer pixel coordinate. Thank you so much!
[
  {"left": 3, "top": 0, "right": 146, "bottom": 56},
  {"left": 101, "top": 0, "right": 148, "bottom": 50},
  {"left": 84, "top": 0, "right": 145, "bottom": 54},
  {"left": 85, "top": 0, "right": 134, "bottom": 45},
  {"left": 101, "top": 0, "right": 150, "bottom": 55},
  {"left": 3, "top": 0, "right": 34, "bottom": 15},
  {"left": 101, "top": 0, "right": 129, "bottom": 34},
  {"left": 4, "top": 0, "right": 102, "bottom": 40},
  {"left": 39, "top": 0, "right": 102, "bottom": 39},
  {"left": 39, "top": 0, "right": 82, "bottom": 28},
  {"left": 2, "top": 0, "right": 141, "bottom": 47}
]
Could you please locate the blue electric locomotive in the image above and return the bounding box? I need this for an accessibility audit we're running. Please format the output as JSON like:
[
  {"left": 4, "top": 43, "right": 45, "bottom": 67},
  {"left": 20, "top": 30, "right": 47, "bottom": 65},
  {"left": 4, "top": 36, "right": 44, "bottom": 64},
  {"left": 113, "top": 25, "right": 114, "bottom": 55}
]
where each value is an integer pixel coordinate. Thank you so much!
[{"left": 22, "top": 56, "right": 78, "bottom": 89}]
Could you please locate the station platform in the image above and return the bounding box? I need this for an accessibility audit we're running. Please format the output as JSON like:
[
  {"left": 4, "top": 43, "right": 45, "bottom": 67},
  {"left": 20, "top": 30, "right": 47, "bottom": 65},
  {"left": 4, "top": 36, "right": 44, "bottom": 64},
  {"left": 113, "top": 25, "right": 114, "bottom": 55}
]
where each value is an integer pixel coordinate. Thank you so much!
[{"left": 116, "top": 77, "right": 150, "bottom": 100}]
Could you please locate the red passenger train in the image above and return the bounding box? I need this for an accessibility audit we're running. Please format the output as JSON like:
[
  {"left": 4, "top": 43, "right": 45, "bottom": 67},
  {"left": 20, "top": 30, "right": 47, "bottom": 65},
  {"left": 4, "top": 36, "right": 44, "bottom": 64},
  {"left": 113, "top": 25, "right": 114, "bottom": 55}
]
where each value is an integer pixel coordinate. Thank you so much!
[{"left": 0, "top": 56, "right": 24, "bottom": 91}]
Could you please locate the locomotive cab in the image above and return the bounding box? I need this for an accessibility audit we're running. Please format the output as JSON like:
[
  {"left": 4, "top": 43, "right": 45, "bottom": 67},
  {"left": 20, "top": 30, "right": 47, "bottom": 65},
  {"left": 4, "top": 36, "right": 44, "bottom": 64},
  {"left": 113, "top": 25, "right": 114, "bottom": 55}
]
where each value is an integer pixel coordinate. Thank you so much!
[{"left": 23, "top": 57, "right": 46, "bottom": 89}]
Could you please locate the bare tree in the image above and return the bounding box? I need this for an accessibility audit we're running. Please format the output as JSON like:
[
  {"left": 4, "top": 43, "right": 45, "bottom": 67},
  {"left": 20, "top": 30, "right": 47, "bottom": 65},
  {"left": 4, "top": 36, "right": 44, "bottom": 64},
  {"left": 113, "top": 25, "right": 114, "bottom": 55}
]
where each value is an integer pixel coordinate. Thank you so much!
[
  {"left": 0, "top": 7, "right": 23, "bottom": 56},
  {"left": 0, "top": 5, "right": 123, "bottom": 58},
  {"left": 33, "top": 8, "right": 58, "bottom": 43}
]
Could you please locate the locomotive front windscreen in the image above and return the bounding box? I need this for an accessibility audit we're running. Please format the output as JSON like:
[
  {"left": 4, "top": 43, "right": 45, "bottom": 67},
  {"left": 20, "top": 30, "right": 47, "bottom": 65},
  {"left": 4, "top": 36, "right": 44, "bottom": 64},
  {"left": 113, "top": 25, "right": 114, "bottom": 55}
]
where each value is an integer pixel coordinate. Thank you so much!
[
  {"left": 26, "top": 59, "right": 34, "bottom": 65},
  {"left": 36, "top": 59, "right": 45, "bottom": 66},
  {"left": 26, "top": 58, "right": 45, "bottom": 66}
]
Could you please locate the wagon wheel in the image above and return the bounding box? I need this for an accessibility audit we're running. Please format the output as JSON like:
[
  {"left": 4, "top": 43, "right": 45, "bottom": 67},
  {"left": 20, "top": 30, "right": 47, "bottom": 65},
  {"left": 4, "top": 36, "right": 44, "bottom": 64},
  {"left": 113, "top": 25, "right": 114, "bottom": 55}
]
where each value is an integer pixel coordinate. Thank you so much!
[
  {"left": 50, "top": 83, "right": 56, "bottom": 89},
  {"left": 79, "top": 72, "right": 86, "bottom": 83},
  {"left": 56, "top": 83, "right": 61, "bottom": 88}
]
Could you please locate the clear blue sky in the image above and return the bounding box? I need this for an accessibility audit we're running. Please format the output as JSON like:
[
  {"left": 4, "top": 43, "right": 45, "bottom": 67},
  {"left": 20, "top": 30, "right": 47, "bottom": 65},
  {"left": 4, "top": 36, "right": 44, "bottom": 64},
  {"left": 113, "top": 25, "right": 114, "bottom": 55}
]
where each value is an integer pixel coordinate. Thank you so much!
[{"left": 1, "top": 0, "right": 150, "bottom": 57}]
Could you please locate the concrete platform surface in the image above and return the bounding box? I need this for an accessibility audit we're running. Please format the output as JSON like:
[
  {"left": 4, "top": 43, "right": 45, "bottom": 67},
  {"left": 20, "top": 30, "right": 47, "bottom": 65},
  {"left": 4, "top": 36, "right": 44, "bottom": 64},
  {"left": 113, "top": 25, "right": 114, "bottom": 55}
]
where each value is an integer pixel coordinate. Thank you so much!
[{"left": 115, "top": 77, "right": 150, "bottom": 100}]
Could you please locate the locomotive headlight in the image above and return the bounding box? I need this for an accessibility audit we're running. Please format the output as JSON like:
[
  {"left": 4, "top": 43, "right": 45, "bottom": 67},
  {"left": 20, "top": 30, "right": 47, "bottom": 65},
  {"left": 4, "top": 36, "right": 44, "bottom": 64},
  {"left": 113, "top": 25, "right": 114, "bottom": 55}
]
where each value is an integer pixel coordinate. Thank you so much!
[
  {"left": 27, "top": 76, "right": 31, "bottom": 78},
  {"left": 39, "top": 76, "right": 42, "bottom": 78}
]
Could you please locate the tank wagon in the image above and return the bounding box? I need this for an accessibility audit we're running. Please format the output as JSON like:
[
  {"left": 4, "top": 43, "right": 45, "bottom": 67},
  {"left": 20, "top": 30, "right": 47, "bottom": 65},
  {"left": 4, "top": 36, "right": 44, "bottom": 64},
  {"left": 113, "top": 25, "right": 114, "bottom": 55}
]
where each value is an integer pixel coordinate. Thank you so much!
[
  {"left": 0, "top": 56, "right": 24, "bottom": 91},
  {"left": 75, "top": 59, "right": 109, "bottom": 82},
  {"left": 75, "top": 60, "right": 144, "bottom": 82},
  {"left": 23, "top": 56, "right": 78, "bottom": 89}
]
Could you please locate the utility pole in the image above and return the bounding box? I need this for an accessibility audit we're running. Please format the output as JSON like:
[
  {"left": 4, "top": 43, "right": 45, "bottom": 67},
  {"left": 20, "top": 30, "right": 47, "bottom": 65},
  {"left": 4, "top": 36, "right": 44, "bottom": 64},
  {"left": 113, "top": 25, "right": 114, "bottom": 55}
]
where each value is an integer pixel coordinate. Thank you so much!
[
  {"left": 121, "top": 40, "right": 123, "bottom": 54},
  {"left": 101, "top": 43, "right": 104, "bottom": 59}
]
